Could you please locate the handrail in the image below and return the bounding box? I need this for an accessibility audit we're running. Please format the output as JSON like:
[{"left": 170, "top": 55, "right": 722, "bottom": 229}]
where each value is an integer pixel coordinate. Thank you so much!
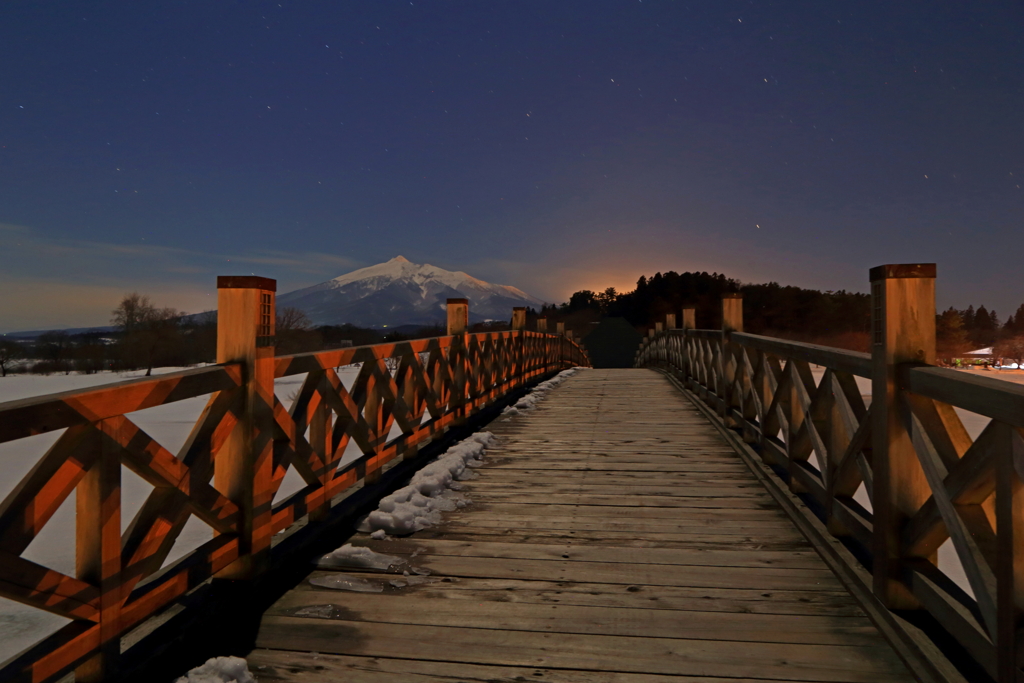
[
  {"left": 731, "top": 332, "right": 872, "bottom": 378},
  {"left": 0, "top": 364, "right": 241, "bottom": 443},
  {"left": 0, "top": 291, "right": 588, "bottom": 682},
  {"left": 636, "top": 285, "right": 1024, "bottom": 682},
  {"left": 901, "top": 365, "right": 1024, "bottom": 430}
]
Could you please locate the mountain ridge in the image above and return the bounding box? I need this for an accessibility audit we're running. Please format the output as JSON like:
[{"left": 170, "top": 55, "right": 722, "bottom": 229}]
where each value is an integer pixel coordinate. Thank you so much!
[{"left": 276, "top": 256, "right": 545, "bottom": 327}]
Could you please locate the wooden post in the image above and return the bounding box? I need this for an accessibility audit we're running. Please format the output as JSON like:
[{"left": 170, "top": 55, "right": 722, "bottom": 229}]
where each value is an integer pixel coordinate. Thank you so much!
[
  {"left": 511, "top": 307, "right": 526, "bottom": 331},
  {"left": 556, "top": 322, "right": 565, "bottom": 336},
  {"left": 648, "top": 329, "right": 655, "bottom": 338},
  {"left": 665, "top": 313, "right": 677, "bottom": 330},
  {"left": 870, "top": 263, "right": 936, "bottom": 609},
  {"left": 722, "top": 293, "right": 743, "bottom": 333},
  {"left": 681, "top": 308, "right": 696, "bottom": 381},
  {"left": 447, "top": 298, "right": 468, "bottom": 335},
  {"left": 681, "top": 308, "right": 695, "bottom": 330},
  {"left": 996, "top": 426, "right": 1024, "bottom": 682},
  {"left": 537, "top": 317, "right": 547, "bottom": 333},
  {"left": 510, "top": 307, "right": 527, "bottom": 384},
  {"left": 655, "top": 322, "right": 664, "bottom": 333},
  {"left": 446, "top": 298, "right": 469, "bottom": 419},
  {"left": 215, "top": 276, "right": 276, "bottom": 580},
  {"left": 75, "top": 430, "right": 120, "bottom": 681},
  {"left": 720, "top": 294, "right": 743, "bottom": 421}
]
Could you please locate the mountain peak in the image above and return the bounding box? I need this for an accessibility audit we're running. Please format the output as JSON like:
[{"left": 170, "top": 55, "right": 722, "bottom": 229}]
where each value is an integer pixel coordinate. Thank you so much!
[{"left": 277, "top": 256, "right": 546, "bottom": 327}]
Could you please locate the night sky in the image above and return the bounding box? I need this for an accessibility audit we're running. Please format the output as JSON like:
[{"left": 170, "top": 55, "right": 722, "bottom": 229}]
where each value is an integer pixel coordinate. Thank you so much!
[{"left": 2, "top": 1, "right": 1022, "bottom": 331}]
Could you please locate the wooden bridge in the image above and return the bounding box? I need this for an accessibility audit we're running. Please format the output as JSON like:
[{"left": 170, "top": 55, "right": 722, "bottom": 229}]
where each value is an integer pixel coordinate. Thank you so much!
[{"left": 0, "top": 265, "right": 1022, "bottom": 682}]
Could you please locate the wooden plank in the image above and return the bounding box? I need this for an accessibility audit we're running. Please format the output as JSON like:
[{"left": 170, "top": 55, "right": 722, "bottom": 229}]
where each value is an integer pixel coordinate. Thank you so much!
[
  {"left": 348, "top": 538, "right": 827, "bottom": 570},
  {"left": 315, "top": 556, "right": 843, "bottom": 592},
  {"left": 247, "top": 650, "right": 809, "bottom": 683},
  {"left": 464, "top": 502, "right": 792, "bottom": 520},
  {"left": 465, "top": 494, "right": 776, "bottom": 509},
  {"left": 417, "top": 528, "right": 811, "bottom": 549},
  {"left": 268, "top": 590, "right": 883, "bottom": 646},
  {"left": 256, "top": 616, "right": 913, "bottom": 683},
  {"left": 462, "top": 482, "right": 772, "bottom": 497},
  {"left": 296, "top": 572, "right": 864, "bottom": 615},
  {"left": 472, "top": 470, "right": 757, "bottom": 481},
  {"left": 437, "top": 512, "right": 799, "bottom": 531},
  {"left": 482, "top": 460, "right": 752, "bottom": 472}
]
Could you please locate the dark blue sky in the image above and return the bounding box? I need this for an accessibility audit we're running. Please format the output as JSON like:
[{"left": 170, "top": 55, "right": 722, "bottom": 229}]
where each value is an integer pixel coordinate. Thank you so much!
[{"left": 2, "top": 1, "right": 1022, "bottom": 330}]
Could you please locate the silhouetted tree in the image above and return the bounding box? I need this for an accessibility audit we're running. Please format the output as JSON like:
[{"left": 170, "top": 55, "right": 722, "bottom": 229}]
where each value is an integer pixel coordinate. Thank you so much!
[
  {"left": 996, "top": 335, "right": 1024, "bottom": 369},
  {"left": 961, "top": 305, "right": 976, "bottom": 332},
  {"left": 972, "top": 306, "right": 998, "bottom": 347},
  {"left": 1006, "top": 304, "right": 1024, "bottom": 333},
  {"left": 111, "top": 293, "right": 183, "bottom": 375},
  {"left": 276, "top": 307, "right": 321, "bottom": 354},
  {"left": 0, "top": 340, "right": 22, "bottom": 376},
  {"left": 36, "top": 331, "right": 73, "bottom": 374},
  {"left": 936, "top": 308, "right": 969, "bottom": 360}
]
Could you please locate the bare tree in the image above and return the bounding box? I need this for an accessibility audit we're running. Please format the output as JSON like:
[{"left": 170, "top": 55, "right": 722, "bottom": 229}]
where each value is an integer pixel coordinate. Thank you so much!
[
  {"left": 996, "top": 335, "right": 1024, "bottom": 369},
  {"left": 276, "top": 307, "right": 313, "bottom": 333},
  {"left": 0, "top": 340, "right": 23, "bottom": 377},
  {"left": 276, "top": 307, "right": 320, "bottom": 354},
  {"left": 36, "top": 331, "right": 72, "bottom": 374},
  {"left": 112, "top": 293, "right": 154, "bottom": 336},
  {"left": 111, "top": 293, "right": 183, "bottom": 375},
  {"left": 138, "top": 307, "right": 183, "bottom": 375}
]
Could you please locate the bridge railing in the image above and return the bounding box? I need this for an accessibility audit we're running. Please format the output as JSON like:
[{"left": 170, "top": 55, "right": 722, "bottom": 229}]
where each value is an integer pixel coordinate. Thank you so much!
[
  {"left": 636, "top": 264, "right": 1023, "bottom": 683},
  {"left": 0, "top": 277, "right": 587, "bottom": 682}
]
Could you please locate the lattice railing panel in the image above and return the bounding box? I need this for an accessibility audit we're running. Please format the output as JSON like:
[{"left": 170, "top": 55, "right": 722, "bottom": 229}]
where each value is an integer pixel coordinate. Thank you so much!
[
  {"left": 637, "top": 325, "right": 1024, "bottom": 680},
  {"left": 0, "top": 329, "right": 588, "bottom": 682}
]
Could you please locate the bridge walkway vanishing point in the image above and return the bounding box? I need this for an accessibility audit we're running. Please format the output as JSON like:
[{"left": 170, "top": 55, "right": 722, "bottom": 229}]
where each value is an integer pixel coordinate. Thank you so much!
[{"left": 248, "top": 369, "right": 916, "bottom": 683}]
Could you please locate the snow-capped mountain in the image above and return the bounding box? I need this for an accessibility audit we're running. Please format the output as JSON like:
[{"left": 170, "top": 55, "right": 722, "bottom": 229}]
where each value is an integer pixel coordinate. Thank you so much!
[{"left": 276, "top": 256, "right": 546, "bottom": 327}]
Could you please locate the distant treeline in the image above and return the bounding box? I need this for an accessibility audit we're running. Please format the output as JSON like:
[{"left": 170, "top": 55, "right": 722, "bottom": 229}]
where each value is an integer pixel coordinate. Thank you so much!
[
  {"left": 0, "top": 295, "right": 515, "bottom": 377},
  {"left": 542, "top": 271, "right": 871, "bottom": 350},
  {"left": 540, "top": 270, "right": 1024, "bottom": 359},
  {"left": 5, "top": 279, "right": 1023, "bottom": 378},
  {"left": 936, "top": 303, "right": 1024, "bottom": 362}
]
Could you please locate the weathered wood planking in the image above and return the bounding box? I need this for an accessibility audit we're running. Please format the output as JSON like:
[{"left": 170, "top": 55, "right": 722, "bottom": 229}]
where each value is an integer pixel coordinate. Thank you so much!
[{"left": 249, "top": 369, "right": 915, "bottom": 683}]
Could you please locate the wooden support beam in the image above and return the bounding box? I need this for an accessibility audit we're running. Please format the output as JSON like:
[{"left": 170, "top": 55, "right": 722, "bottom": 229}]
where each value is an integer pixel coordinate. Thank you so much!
[
  {"left": 994, "top": 425, "right": 1024, "bottom": 682},
  {"left": 511, "top": 307, "right": 526, "bottom": 331},
  {"left": 74, "top": 430, "right": 120, "bottom": 682},
  {"left": 215, "top": 275, "right": 276, "bottom": 580},
  {"left": 447, "top": 298, "right": 468, "bottom": 336},
  {"left": 870, "top": 263, "right": 936, "bottom": 609}
]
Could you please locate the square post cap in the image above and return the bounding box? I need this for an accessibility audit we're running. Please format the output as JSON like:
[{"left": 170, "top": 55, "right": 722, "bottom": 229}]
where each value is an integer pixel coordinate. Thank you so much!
[
  {"left": 217, "top": 276, "right": 277, "bottom": 291},
  {"left": 722, "top": 292, "right": 742, "bottom": 299},
  {"left": 447, "top": 298, "right": 469, "bottom": 305},
  {"left": 869, "top": 264, "right": 936, "bottom": 281}
]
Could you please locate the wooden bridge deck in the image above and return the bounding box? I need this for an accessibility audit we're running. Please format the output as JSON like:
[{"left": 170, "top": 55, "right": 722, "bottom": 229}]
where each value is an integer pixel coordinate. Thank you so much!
[{"left": 247, "top": 369, "right": 915, "bottom": 682}]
